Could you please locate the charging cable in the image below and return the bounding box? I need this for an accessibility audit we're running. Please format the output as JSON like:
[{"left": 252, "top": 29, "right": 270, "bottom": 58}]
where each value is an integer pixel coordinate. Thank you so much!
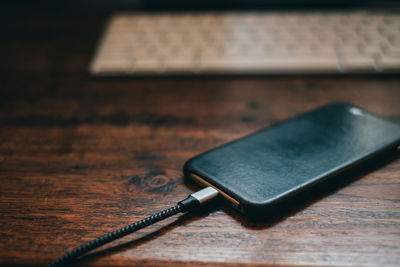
[{"left": 49, "top": 186, "right": 219, "bottom": 267}]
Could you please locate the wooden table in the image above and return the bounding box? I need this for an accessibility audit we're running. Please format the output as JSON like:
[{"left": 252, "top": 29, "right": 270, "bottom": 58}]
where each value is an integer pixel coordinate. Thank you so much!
[{"left": 1, "top": 2, "right": 399, "bottom": 266}]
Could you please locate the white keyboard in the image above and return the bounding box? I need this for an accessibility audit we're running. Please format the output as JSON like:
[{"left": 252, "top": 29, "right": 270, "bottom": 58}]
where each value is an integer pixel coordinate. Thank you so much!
[{"left": 91, "top": 11, "right": 400, "bottom": 75}]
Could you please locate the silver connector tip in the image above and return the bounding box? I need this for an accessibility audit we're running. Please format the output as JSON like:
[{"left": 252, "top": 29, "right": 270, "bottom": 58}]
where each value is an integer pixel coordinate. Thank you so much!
[{"left": 190, "top": 186, "right": 219, "bottom": 204}]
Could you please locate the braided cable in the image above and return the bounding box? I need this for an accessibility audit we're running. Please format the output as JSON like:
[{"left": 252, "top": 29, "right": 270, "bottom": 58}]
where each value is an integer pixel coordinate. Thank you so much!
[{"left": 49, "top": 203, "right": 185, "bottom": 267}]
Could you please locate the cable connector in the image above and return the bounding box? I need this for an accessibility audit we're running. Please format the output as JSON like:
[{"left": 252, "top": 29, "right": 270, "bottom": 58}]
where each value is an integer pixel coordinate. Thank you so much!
[
  {"left": 49, "top": 186, "right": 220, "bottom": 266},
  {"left": 178, "top": 186, "right": 219, "bottom": 212}
]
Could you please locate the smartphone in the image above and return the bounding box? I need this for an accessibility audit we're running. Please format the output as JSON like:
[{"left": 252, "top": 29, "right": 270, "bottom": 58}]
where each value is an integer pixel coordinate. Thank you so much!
[{"left": 184, "top": 102, "right": 400, "bottom": 217}]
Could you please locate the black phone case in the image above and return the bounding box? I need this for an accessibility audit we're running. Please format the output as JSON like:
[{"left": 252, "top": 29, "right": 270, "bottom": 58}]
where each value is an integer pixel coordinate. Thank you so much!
[{"left": 184, "top": 102, "right": 400, "bottom": 216}]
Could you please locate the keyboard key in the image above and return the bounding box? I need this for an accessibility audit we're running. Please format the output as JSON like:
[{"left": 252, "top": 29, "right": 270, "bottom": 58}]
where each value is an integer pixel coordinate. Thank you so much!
[
  {"left": 134, "top": 59, "right": 161, "bottom": 72},
  {"left": 376, "top": 57, "right": 400, "bottom": 70},
  {"left": 199, "top": 57, "right": 339, "bottom": 72},
  {"left": 340, "top": 58, "right": 376, "bottom": 71},
  {"left": 164, "top": 58, "right": 196, "bottom": 72}
]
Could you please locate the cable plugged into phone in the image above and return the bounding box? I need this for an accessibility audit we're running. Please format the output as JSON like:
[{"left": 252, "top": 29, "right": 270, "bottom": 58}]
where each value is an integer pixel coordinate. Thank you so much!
[{"left": 48, "top": 186, "right": 219, "bottom": 267}]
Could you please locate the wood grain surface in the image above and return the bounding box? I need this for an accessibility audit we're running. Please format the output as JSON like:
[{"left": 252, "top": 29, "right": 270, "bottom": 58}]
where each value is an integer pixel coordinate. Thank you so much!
[{"left": 1, "top": 2, "right": 400, "bottom": 267}]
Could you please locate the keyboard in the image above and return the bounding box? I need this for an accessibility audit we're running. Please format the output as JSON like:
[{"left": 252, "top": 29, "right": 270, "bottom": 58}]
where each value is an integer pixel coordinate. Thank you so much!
[{"left": 90, "top": 11, "right": 400, "bottom": 75}]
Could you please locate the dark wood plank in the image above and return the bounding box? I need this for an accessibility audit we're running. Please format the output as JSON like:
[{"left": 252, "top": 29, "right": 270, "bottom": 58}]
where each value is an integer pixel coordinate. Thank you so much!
[{"left": 0, "top": 2, "right": 399, "bottom": 267}]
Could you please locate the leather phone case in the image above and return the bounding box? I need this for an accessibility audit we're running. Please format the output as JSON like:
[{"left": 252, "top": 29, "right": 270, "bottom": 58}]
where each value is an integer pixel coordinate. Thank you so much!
[{"left": 184, "top": 102, "right": 400, "bottom": 216}]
